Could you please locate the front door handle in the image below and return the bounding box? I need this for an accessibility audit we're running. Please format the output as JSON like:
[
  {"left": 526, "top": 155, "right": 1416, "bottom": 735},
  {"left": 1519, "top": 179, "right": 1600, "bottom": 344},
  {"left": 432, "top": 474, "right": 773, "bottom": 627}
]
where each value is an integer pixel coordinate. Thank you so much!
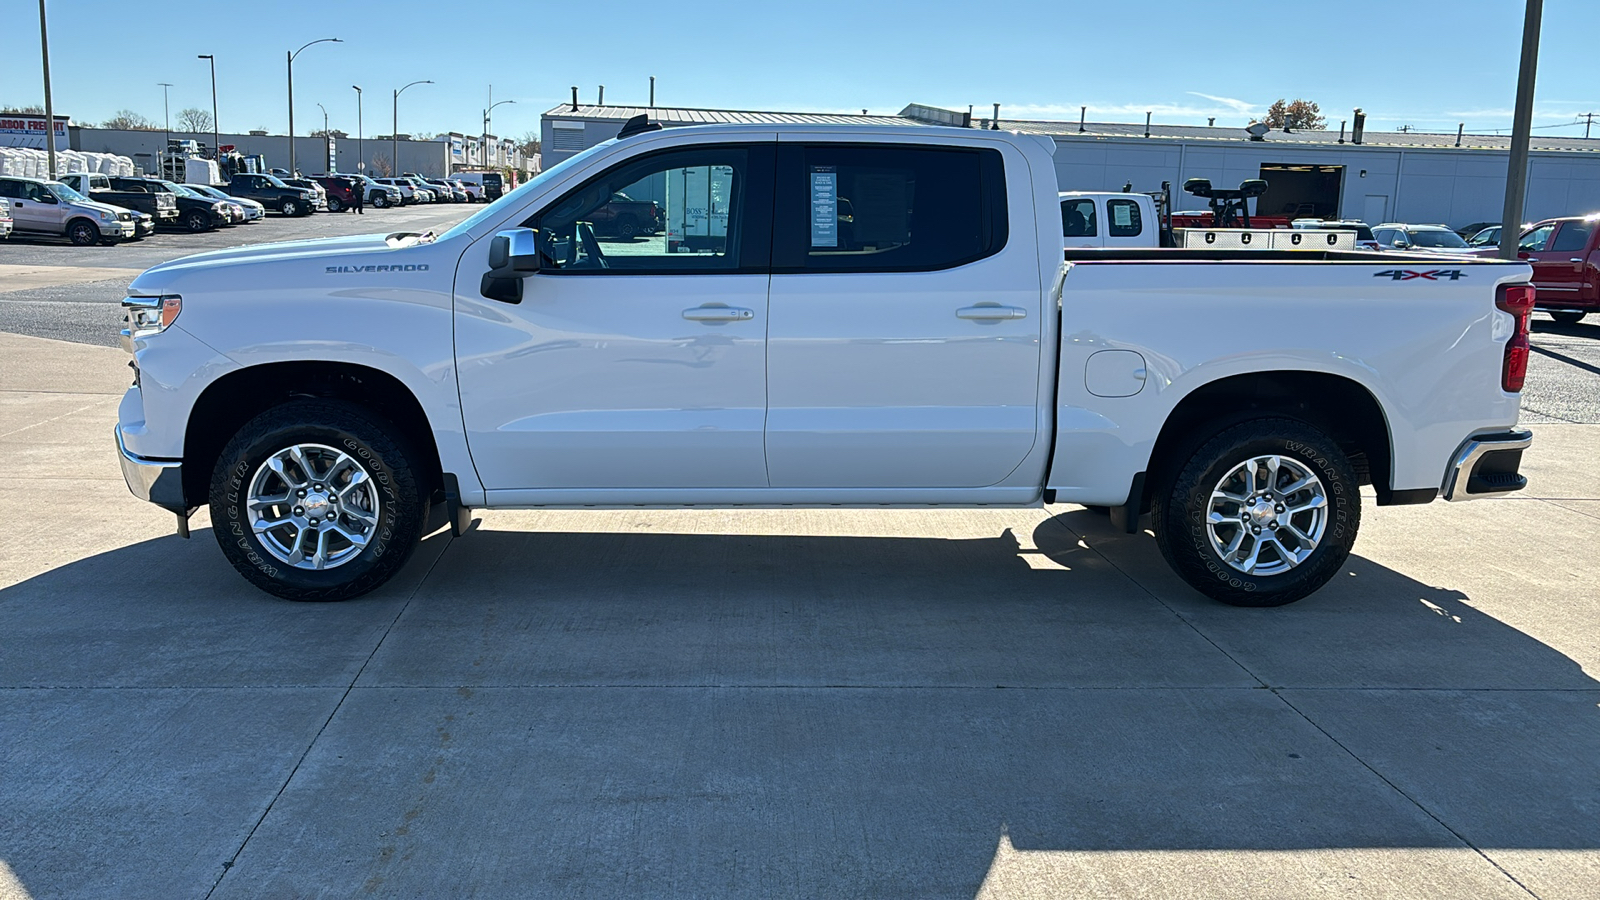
[
  {"left": 682, "top": 306, "right": 754, "bottom": 322},
  {"left": 956, "top": 305, "right": 1027, "bottom": 320}
]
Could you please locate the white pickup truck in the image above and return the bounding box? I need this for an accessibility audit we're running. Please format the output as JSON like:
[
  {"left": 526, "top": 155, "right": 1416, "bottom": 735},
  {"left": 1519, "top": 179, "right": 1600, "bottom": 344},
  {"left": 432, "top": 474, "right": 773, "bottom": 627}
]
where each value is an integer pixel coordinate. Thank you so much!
[{"left": 114, "top": 120, "right": 1536, "bottom": 607}]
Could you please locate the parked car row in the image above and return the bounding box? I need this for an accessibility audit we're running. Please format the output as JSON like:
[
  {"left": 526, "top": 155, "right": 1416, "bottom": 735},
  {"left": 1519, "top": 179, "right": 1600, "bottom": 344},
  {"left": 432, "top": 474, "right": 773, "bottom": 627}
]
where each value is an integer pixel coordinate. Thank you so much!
[{"left": 0, "top": 166, "right": 493, "bottom": 246}]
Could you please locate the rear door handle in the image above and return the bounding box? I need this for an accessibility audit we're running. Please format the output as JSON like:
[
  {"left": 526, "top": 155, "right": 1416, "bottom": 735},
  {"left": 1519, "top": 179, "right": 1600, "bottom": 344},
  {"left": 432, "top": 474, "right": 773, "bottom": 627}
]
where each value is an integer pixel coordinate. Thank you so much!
[
  {"left": 682, "top": 306, "right": 755, "bottom": 322},
  {"left": 956, "top": 305, "right": 1027, "bottom": 320}
]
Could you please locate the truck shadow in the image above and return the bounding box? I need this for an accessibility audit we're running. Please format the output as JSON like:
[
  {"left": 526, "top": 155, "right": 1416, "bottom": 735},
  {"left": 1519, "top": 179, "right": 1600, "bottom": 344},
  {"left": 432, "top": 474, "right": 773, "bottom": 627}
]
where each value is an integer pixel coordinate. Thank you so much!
[{"left": 1, "top": 513, "right": 1594, "bottom": 896}]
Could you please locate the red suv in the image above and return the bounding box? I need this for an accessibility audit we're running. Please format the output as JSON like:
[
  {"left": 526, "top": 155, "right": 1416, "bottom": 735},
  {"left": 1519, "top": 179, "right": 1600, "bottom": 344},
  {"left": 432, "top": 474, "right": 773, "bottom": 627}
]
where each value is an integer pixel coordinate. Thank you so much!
[
  {"left": 1513, "top": 215, "right": 1600, "bottom": 325},
  {"left": 313, "top": 176, "right": 362, "bottom": 213}
]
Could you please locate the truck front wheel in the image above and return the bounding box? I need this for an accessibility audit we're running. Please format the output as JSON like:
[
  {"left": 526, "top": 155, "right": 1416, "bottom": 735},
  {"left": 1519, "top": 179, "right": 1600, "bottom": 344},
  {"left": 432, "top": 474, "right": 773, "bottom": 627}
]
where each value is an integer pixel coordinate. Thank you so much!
[
  {"left": 1152, "top": 417, "right": 1360, "bottom": 607},
  {"left": 280, "top": 198, "right": 300, "bottom": 216},
  {"left": 68, "top": 219, "right": 101, "bottom": 246},
  {"left": 209, "top": 400, "right": 425, "bottom": 601}
]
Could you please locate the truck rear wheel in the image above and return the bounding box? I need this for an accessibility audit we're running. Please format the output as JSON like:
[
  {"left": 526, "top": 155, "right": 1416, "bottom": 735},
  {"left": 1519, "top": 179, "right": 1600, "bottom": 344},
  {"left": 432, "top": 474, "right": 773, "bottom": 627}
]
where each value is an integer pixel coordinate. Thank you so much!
[
  {"left": 68, "top": 219, "right": 101, "bottom": 246},
  {"left": 209, "top": 400, "right": 425, "bottom": 601},
  {"left": 1152, "top": 417, "right": 1360, "bottom": 607}
]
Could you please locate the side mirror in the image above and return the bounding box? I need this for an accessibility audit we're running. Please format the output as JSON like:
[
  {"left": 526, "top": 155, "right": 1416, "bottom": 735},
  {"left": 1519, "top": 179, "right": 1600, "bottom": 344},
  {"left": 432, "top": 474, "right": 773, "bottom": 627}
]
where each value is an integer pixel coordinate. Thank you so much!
[
  {"left": 482, "top": 227, "right": 541, "bottom": 305},
  {"left": 41, "top": 194, "right": 58, "bottom": 204},
  {"left": 1394, "top": 239, "right": 1410, "bottom": 249},
  {"left": 488, "top": 227, "right": 541, "bottom": 274},
  {"left": 1517, "top": 250, "right": 1532, "bottom": 260}
]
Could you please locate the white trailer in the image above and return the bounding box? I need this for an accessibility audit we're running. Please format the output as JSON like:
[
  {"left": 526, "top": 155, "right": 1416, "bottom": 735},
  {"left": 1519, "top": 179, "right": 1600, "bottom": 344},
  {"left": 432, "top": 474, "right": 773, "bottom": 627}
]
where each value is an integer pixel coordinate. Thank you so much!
[{"left": 665, "top": 164, "right": 733, "bottom": 253}]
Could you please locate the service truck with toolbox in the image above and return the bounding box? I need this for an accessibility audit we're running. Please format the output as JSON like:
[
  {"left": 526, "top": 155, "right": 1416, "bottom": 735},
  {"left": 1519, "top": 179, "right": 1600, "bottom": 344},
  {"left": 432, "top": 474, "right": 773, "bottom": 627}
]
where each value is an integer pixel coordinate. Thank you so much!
[{"left": 114, "top": 119, "right": 1536, "bottom": 606}]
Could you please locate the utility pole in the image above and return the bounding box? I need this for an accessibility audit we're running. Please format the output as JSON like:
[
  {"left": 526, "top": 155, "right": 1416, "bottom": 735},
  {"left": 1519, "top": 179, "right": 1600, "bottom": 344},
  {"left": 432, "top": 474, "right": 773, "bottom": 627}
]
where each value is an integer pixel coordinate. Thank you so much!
[
  {"left": 1500, "top": 0, "right": 1543, "bottom": 260},
  {"left": 38, "top": 0, "right": 57, "bottom": 180},
  {"left": 1584, "top": 112, "right": 1595, "bottom": 140},
  {"left": 198, "top": 55, "right": 219, "bottom": 159}
]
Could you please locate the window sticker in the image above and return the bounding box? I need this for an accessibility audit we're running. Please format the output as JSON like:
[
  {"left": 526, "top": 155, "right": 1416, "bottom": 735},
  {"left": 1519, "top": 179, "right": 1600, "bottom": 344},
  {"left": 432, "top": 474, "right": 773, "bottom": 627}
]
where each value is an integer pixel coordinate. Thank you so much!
[
  {"left": 1112, "top": 203, "right": 1133, "bottom": 228},
  {"left": 811, "top": 166, "right": 837, "bottom": 248}
]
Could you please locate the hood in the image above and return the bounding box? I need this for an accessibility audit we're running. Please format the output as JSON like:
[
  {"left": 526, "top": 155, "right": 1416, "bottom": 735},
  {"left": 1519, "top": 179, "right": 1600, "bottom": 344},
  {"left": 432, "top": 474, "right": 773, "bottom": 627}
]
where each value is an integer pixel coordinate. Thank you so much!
[
  {"left": 76, "top": 199, "right": 133, "bottom": 216},
  {"left": 137, "top": 232, "right": 405, "bottom": 279}
]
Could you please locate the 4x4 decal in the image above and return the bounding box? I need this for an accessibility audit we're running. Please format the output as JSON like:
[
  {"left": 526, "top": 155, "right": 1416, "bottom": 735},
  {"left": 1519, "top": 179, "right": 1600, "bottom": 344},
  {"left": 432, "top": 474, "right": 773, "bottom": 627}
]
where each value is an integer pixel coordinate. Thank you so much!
[{"left": 1374, "top": 269, "right": 1466, "bottom": 281}]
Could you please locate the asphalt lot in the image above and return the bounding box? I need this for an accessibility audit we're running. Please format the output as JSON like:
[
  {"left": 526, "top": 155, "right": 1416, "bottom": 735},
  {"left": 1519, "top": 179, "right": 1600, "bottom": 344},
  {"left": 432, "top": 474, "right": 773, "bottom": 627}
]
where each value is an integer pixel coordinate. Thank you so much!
[{"left": 2, "top": 219, "right": 1599, "bottom": 897}]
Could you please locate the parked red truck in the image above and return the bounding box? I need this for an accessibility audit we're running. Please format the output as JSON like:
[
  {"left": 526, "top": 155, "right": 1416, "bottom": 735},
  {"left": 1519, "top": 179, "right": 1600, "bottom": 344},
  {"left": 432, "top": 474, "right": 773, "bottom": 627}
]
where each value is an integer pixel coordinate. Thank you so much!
[{"left": 1514, "top": 215, "right": 1600, "bottom": 324}]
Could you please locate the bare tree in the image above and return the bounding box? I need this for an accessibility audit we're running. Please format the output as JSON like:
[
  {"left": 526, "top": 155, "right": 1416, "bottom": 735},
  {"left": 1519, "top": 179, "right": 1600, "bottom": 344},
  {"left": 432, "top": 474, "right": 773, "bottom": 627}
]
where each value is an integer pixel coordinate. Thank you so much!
[
  {"left": 177, "top": 107, "right": 214, "bottom": 133},
  {"left": 102, "top": 109, "right": 158, "bottom": 130},
  {"left": 517, "top": 130, "right": 540, "bottom": 156},
  {"left": 1, "top": 104, "right": 45, "bottom": 115},
  {"left": 1264, "top": 99, "right": 1325, "bottom": 131},
  {"left": 371, "top": 154, "right": 392, "bottom": 177}
]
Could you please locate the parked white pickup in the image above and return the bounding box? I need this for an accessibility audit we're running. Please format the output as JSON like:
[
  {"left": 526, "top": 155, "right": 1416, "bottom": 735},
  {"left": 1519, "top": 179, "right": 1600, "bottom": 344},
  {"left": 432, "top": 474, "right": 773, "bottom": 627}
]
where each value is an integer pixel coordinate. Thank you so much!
[{"left": 114, "top": 122, "right": 1536, "bottom": 606}]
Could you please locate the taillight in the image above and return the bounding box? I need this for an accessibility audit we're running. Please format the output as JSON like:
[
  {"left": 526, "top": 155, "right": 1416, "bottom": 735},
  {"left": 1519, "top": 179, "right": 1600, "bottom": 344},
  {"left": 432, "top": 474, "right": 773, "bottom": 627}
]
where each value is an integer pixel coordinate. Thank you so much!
[{"left": 1496, "top": 283, "right": 1535, "bottom": 392}]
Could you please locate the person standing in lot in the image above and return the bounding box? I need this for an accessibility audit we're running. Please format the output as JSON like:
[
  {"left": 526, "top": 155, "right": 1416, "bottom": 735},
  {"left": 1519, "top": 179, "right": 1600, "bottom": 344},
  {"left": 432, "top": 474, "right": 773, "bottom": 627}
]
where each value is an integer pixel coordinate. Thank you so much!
[{"left": 353, "top": 182, "right": 364, "bottom": 215}]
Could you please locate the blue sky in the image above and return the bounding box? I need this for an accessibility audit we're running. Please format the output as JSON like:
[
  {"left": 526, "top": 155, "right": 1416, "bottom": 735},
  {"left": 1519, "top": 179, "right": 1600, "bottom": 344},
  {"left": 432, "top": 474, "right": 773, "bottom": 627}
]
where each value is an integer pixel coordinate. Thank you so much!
[{"left": 10, "top": 0, "right": 1599, "bottom": 138}]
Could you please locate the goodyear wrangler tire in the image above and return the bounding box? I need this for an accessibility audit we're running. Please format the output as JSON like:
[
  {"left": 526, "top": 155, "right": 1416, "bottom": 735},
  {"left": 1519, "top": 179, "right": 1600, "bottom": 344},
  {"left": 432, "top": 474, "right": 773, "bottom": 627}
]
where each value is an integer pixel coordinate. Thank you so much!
[
  {"left": 1152, "top": 417, "right": 1360, "bottom": 607},
  {"left": 209, "top": 400, "right": 424, "bottom": 601}
]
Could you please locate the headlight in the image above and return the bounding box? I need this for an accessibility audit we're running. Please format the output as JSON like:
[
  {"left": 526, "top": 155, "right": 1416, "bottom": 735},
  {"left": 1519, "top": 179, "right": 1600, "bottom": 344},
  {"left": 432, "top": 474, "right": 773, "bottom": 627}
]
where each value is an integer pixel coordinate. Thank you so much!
[
  {"left": 121, "top": 295, "right": 182, "bottom": 341},
  {"left": 98, "top": 210, "right": 116, "bottom": 222}
]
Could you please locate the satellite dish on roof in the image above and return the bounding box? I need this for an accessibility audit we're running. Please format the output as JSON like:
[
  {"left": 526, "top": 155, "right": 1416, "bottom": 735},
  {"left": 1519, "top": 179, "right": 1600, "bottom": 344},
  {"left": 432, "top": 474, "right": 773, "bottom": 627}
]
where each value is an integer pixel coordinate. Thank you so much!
[{"left": 1245, "top": 121, "right": 1270, "bottom": 140}]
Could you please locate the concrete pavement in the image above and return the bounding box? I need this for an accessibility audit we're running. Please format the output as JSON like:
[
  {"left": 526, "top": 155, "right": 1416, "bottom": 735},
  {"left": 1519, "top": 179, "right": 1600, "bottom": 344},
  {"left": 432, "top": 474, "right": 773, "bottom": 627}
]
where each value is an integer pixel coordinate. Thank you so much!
[{"left": 1, "top": 331, "right": 1597, "bottom": 899}]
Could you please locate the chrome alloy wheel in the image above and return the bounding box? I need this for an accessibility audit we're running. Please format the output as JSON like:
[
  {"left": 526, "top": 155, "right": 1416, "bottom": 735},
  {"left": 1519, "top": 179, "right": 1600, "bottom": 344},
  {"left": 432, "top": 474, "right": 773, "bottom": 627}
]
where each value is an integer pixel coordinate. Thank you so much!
[
  {"left": 246, "top": 443, "right": 381, "bottom": 570},
  {"left": 1205, "top": 454, "right": 1328, "bottom": 576}
]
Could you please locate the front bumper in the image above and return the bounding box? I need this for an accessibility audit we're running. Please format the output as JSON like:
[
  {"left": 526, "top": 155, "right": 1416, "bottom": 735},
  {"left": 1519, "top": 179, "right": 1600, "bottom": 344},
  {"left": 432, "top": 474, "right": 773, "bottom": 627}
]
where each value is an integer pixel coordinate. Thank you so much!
[
  {"left": 0, "top": 219, "right": 11, "bottom": 237},
  {"left": 1443, "top": 430, "right": 1533, "bottom": 501},
  {"left": 116, "top": 425, "right": 187, "bottom": 513}
]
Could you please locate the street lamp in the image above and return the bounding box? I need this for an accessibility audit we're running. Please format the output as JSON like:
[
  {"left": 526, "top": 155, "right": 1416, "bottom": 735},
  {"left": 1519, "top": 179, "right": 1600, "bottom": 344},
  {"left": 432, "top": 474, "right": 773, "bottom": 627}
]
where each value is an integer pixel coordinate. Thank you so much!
[
  {"left": 197, "top": 54, "right": 219, "bottom": 160},
  {"left": 352, "top": 85, "right": 363, "bottom": 173},
  {"left": 316, "top": 102, "right": 329, "bottom": 173},
  {"left": 287, "top": 37, "right": 341, "bottom": 176},
  {"left": 484, "top": 92, "right": 515, "bottom": 171},
  {"left": 393, "top": 79, "right": 432, "bottom": 178},
  {"left": 158, "top": 82, "right": 173, "bottom": 178}
]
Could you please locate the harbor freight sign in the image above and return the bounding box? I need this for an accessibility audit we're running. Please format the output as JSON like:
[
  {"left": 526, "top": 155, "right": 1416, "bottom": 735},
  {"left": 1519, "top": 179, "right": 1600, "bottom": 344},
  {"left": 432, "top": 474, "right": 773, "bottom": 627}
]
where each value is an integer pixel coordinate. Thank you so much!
[{"left": 0, "top": 115, "right": 69, "bottom": 149}]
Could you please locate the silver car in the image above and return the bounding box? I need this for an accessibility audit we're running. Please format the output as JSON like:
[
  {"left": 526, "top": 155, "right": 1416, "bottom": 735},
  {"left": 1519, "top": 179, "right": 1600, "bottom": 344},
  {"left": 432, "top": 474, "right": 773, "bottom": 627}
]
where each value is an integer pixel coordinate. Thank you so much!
[{"left": 185, "top": 184, "right": 267, "bottom": 222}]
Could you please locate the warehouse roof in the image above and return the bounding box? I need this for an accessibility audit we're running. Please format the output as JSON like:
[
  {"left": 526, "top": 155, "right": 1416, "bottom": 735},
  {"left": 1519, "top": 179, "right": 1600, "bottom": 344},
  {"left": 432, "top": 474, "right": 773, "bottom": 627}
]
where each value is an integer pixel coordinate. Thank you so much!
[
  {"left": 544, "top": 104, "right": 912, "bottom": 127},
  {"left": 543, "top": 103, "right": 1600, "bottom": 154}
]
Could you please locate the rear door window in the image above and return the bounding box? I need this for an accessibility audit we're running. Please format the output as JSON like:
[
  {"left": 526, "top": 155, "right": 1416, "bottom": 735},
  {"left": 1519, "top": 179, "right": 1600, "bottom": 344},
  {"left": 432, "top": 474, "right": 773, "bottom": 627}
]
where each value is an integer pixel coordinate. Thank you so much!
[
  {"left": 1107, "top": 199, "right": 1143, "bottom": 237},
  {"left": 774, "top": 143, "right": 1008, "bottom": 272},
  {"left": 1551, "top": 221, "right": 1595, "bottom": 253},
  {"left": 1062, "top": 198, "right": 1097, "bottom": 237}
]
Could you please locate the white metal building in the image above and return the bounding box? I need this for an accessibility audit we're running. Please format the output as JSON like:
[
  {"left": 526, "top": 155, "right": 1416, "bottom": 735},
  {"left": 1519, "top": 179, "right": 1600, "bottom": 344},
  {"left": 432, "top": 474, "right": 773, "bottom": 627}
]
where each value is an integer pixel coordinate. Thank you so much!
[{"left": 541, "top": 102, "right": 1600, "bottom": 230}]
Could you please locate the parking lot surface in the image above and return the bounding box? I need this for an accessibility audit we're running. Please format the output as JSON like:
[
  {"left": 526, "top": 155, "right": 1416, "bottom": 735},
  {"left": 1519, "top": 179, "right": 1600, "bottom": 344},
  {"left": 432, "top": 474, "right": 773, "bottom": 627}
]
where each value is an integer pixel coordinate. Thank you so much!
[{"left": 2, "top": 219, "right": 1599, "bottom": 898}]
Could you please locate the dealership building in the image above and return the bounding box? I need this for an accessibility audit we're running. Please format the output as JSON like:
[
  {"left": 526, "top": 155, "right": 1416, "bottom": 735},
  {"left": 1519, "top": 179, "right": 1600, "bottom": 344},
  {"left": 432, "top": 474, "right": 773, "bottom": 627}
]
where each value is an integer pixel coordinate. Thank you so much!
[{"left": 541, "top": 102, "right": 1600, "bottom": 230}]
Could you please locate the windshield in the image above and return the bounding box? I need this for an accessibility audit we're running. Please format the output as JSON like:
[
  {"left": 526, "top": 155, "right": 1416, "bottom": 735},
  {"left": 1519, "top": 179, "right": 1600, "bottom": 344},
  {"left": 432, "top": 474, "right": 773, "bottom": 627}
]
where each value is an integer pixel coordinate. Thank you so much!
[
  {"left": 46, "top": 182, "right": 88, "bottom": 202},
  {"left": 264, "top": 175, "right": 291, "bottom": 188},
  {"left": 1409, "top": 230, "right": 1469, "bottom": 249},
  {"left": 441, "top": 141, "right": 615, "bottom": 240}
]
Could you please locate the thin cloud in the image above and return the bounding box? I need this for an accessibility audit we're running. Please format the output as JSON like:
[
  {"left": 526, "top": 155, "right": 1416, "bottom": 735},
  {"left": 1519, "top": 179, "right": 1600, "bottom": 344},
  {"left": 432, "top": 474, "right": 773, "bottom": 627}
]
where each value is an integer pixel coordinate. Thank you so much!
[{"left": 1186, "top": 92, "right": 1259, "bottom": 116}]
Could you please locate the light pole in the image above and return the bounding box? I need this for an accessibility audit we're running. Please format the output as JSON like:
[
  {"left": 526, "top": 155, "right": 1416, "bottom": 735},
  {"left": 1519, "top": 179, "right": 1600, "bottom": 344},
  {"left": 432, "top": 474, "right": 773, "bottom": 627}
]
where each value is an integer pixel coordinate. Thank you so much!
[
  {"left": 287, "top": 37, "right": 341, "bottom": 176},
  {"left": 38, "top": 0, "right": 57, "bottom": 180},
  {"left": 1499, "top": 0, "right": 1543, "bottom": 260},
  {"left": 484, "top": 91, "right": 514, "bottom": 171},
  {"left": 316, "top": 102, "right": 329, "bottom": 173},
  {"left": 352, "top": 85, "right": 363, "bottom": 173},
  {"left": 392, "top": 79, "right": 432, "bottom": 177},
  {"left": 158, "top": 82, "right": 173, "bottom": 178},
  {"left": 197, "top": 54, "right": 219, "bottom": 158}
]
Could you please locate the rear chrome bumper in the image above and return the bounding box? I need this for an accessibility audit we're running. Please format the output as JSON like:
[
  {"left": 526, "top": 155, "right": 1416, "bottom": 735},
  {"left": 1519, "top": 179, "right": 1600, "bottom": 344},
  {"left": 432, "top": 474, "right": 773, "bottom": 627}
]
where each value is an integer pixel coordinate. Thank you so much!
[
  {"left": 116, "top": 425, "right": 187, "bottom": 513},
  {"left": 1443, "top": 430, "right": 1533, "bottom": 501}
]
